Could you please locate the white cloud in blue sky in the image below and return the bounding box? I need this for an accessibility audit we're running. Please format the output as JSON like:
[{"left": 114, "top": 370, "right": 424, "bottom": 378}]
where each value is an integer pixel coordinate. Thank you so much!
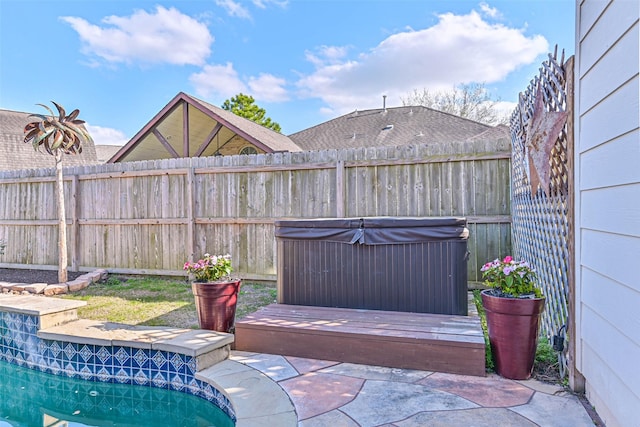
[
  {"left": 295, "top": 9, "right": 547, "bottom": 116},
  {"left": 61, "top": 6, "right": 213, "bottom": 66},
  {"left": 85, "top": 124, "right": 129, "bottom": 146},
  {"left": 215, "top": 0, "right": 251, "bottom": 20},
  {"left": 189, "top": 62, "right": 247, "bottom": 98}
]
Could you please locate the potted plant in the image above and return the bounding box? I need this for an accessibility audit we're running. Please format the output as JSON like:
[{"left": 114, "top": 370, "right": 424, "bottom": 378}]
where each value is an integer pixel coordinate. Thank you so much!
[
  {"left": 184, "top": 253, "right": 241, "bottom": 333},
  {"left": 480, "top": 256, "right": 545, "bottom": 380}
]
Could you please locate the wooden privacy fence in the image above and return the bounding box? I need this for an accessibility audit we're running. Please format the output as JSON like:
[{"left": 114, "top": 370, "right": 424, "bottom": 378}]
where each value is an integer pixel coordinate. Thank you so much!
[
  {"left": 0, "top": 138, "right": 511, "bottom": 283},
  {"left": 510, "top": 48, "right": 573, "bottom": 376}
]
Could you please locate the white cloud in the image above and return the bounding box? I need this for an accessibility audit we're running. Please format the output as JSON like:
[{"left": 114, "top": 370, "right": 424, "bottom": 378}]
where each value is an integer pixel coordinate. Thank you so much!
[
  {"left": 215, "top": 0, "right": 251, "bottom": 19},
  {"left": 494, "top": 100, "right": 518, "bottom": 120},
  {"left": 61, "top": 6, "right": 213, "bottom": 66},
  {"left": 305, "top": 45, "right": 350, "bottom": 67},
  {"left": 248, "top": 74, "right": 289, "bottom": 102},
  {"left": 86, "top": 124, "right": 129, "bottom": 146},
  {"left": 296, "top": 8, "right": 548, "bottom": 116},
  {"left": 253, "top": 0, "right": 289, "bottom": 9},
  {"left": 190, "top": 63, "right": 289, "bottom": 103},
  {"left": 479, "top": 2, "right": 502, "bottom": 19},
  {"left": 216, "top": 0, "right": 287, "bottom": 19},
  {"left": 189, "top": 62, "right": 248, "bottom": 99}
]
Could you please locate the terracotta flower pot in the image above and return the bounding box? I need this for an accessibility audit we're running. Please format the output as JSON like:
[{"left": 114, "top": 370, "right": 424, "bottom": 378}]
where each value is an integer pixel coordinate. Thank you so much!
[
  {"left": 191, "top": 279, "right": 242, "bottom": 333},
  {"left": 481, "top": 289, "right": 545, "bottom": 380}
]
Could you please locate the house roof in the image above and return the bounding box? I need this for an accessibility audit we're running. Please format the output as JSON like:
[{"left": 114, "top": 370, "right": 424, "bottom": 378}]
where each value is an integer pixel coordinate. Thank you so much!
[
  {"left": 0, "top": 108, "right": 99, "bottom": 171},
  {"left": 288, "top": 106, "right": 503, "bottom": 151},
  {"left": 95, "top": 145, "right": 123, "bottom": 163},
  {"left": 463, "top": 124, "right": 511, "bottom": 142},
  {"left": 109, "top": 92, "right": 301, "bottom": 162}
]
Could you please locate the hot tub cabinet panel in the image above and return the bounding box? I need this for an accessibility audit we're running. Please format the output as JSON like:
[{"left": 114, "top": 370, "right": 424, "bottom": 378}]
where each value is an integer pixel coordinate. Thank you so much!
[{"left": 275, "top": 217, "right": 469, "bottom": 316}]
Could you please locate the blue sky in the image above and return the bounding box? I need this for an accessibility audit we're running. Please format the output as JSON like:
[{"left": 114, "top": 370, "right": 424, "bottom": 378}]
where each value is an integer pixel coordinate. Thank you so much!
[{"left": 0, "top": 1, "right": 575, "bottom": 145}]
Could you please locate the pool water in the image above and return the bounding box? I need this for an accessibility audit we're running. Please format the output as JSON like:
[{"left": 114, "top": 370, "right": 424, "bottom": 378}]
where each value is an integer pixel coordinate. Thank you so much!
[{"left": 0, "top": 359, "right": 234, "bottom": 427}]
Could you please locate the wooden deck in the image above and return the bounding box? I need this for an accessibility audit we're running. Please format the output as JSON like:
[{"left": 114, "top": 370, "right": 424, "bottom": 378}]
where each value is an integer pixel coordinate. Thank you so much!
[{"left": 234, "top": 304, "right": 486, "bottom": 376}]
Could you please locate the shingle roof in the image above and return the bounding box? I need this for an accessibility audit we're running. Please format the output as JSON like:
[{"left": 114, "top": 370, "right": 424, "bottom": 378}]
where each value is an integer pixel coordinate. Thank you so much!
[
  {"left": 189, "top": 95, "right": 302, "bottom": 153},
  {"left": 95, "top": 145, "right": 123, "bottom": 163},
  {"left": 0, "top": 108, "right": 99, "bottom": 171},
  {"left": 463, "top": 124, "right": 511, "bottom": 142},
  {"left": 288, "top": 106, "right": 503, "bottom": 150}
]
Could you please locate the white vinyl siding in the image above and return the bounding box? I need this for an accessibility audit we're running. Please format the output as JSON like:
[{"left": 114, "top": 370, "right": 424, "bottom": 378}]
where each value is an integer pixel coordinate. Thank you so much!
[{"left": 575, "top": 0, "right": 640, "bottom": 426}]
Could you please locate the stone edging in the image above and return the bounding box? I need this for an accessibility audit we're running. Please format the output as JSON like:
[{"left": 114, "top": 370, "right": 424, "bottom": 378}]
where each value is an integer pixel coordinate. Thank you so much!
[{"left": 0, "top": 269, "right": 108, "bottom": 296}]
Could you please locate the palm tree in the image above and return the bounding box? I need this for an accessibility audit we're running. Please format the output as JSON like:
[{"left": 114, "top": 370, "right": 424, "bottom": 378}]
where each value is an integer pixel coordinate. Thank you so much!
[{"left": 23, "top": 102, "right": 93, "bottom": 282}]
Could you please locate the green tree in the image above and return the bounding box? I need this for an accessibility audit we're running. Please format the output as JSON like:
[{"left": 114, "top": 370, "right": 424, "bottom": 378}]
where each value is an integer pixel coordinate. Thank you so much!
[
  {"left": 23, "top": 102, "right": 93, "bottom": 282},
  {"left": 222, "top": 93, "right": 282, "bottom": 133},
  {"left": 401, "top": 83, "right": 508, "bottom": 126}
]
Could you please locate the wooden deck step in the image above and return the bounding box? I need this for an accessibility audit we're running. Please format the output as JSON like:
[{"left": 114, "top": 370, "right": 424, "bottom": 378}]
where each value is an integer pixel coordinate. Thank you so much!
[{"left": 235, "top": 304, "right": 486, "bottom": 376}]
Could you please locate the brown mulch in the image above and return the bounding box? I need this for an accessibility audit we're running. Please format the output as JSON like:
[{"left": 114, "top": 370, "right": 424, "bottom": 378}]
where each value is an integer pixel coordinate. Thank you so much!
[{"left": 0, "top": 268, "right": 85, "bottom": 284}]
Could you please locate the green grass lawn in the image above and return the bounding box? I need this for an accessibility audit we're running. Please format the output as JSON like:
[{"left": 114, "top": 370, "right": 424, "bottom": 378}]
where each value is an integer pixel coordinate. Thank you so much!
[{"left": 61, "top": 275, "right": 277, "bottom": 329}]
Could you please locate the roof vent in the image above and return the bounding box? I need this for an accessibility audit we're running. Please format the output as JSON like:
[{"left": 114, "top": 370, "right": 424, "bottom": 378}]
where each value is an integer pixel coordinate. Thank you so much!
[{"left": 382, "top": 124, "right": 394, "bottom": 131}]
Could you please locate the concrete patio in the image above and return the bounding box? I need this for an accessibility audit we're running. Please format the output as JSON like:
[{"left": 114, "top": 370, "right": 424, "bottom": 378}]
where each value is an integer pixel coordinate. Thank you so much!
[{"left": 231, "top": 350, "right": 597, "bottom": 427}]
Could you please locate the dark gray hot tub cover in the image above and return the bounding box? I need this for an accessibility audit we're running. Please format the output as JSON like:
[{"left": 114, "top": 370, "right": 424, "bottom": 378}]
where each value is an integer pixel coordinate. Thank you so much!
[{"left": 274, "top": 217, "right": 468, "bottom": 245}]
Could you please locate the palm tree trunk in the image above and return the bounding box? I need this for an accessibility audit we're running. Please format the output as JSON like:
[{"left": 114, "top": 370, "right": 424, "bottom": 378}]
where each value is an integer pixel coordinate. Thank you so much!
[{"left": 55, "top": 151, "right": 68, "bottom": 283}]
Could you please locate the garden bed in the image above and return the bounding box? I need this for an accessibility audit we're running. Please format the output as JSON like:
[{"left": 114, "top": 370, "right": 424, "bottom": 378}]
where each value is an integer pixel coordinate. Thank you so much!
[{"left": 0, "top": 268, "right": 84, "bottom": 284}]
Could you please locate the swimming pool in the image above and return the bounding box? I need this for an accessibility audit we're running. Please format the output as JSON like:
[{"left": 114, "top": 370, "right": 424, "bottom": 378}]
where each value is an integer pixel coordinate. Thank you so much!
[
  {"left": 0, "top": 358, "right": 234, "bottom": 426},
  {"left": 0, "top": 295, "right": 236, "bottom": 426}
]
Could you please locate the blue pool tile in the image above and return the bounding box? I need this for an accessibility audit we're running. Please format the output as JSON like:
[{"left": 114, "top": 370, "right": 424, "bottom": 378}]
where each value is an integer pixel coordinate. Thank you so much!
[
  {"left": 96, "top": 367, "right": 112, "bottom": 383},
  {"left": 169, "top": 373, "right": 186, "bottom": 391},
  {"left": 132, "top": 348, "right": 151, "bottom": 369},
  {"left": 63, "top": 361, "right": 78, "bottom": 378},
  {"left": 49, "top": 360, "right": 62, "bottom": 375},
  {"left": 2, "top": 347, "right": 13, "bottom": 362},
  {"left": 133, "top": 369, "right": 150, "bottom": 386},
  {"left": 78, "top": 364, "right": 94, "bottom": 381},
  {"left": 5, "top": 313, "right": 17, "bottom": 330},
  {"left": 151, "top": 350, "right": 168, "bottom": 370},
  {"left": 151, "top": 371, "right": 169, "bottom": 389},
  {"left": 49, "top": 340, "right": 63, "bottom": 361},
  {"left": 62, "top": 342, "right": 78, "bottom": 363},
  {"left": 14, "top": 352, "right": 25, "bottom": 366},
  {"left": 37, "top": 339, "right": 47, "bottom": 356},
  {"left": 169, "top": 352, "right": 186, "bottom": 373},
  {"left": 78, "top": 344, "right": 95, "bottom": 364},
  {"left": 114, "top": 368, "right": 133, "bottom": 384},
  {"left": 185, "top": 356, "right": 196, "bottom": 377},
  {"left": 96, "top": 345, "right": 112, "bottom": 366},
  {"left": 113, "top": 346, "right": 132, "bottom": 369},
  {"left": 24, "top": 316, "right": 38, "bottom": 334}
]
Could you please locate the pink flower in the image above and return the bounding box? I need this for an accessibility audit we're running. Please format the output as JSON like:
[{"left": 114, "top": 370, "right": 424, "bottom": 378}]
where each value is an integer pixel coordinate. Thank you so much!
[{"left": 503, "top": 256, "right": 513, "bottom": 263}]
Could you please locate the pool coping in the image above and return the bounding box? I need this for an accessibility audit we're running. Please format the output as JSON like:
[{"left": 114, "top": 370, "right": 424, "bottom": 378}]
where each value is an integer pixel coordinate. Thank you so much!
[{"left": 0, "top": 294, "right": 297, "bottom": 426}]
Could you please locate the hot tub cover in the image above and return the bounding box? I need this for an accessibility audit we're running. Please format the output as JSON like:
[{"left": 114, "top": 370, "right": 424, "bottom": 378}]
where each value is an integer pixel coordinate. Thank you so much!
[{"left": 274, "top": 216, "right": 468, "bottom": 245}]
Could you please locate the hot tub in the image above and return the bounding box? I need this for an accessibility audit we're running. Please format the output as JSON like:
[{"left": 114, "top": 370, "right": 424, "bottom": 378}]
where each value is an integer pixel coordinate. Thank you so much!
[{"left": 275, "top": 216, "right": 470, "bottom": 315}]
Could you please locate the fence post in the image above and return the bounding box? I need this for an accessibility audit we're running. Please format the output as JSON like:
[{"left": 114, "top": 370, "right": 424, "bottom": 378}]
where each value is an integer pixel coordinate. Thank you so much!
[
  {"left": 70, "top": 174, "right": 80, "bottom": 272},
  {"left": 186, "top": 167, "right": 196, "bottom": 263},
  {"left": 336, "top": 160, "right": 345, "bottom": 217}
]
